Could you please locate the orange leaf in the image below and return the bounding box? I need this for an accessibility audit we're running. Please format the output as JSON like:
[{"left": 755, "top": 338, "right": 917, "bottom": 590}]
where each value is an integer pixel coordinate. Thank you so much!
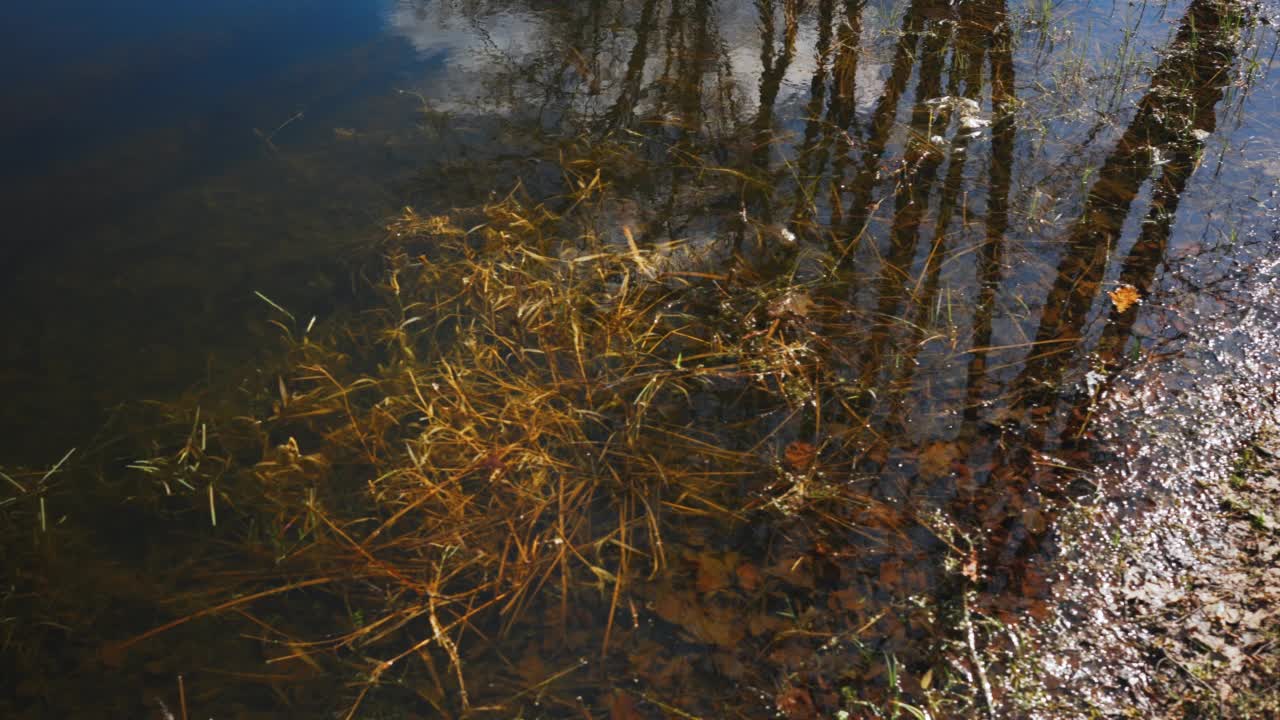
[{"left": 1108, "top": 284, "right": 1140, "bottom": 312}]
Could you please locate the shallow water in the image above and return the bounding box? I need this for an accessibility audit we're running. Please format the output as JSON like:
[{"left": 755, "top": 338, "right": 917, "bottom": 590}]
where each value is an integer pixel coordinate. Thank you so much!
[{"left": 2, "top": 0, "right": 1278, "bottom": 717}]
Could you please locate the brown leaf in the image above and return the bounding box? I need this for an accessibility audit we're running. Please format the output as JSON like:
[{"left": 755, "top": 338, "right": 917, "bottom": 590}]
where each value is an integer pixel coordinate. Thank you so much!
[
  {"left": 98, "top": 644, "right": 125, "bottom": 669},
  {"left": 832, "top": 587, "right": 863, "bottom": 611},
  {"left": 610, "top": 690, "right": 642, "bottom": 720},
  {"left": 777, "top": 686, "right": 817, "bottom": 720},
  {"left": 690, "top": 603, "right": 746, "bottom": 646},
  {"left": 653, "top": 590, "right": 744, "bottom": 647},
  {"left": 767, "top": 290, "right": 815, "bottom": 319},
  {"left": 652, "top": 592, "right": 686, "bottom": 626},
  {"left": 1026, "top": 598, "right": 1052, "bottom": 621},
  {"left": 748, "top": 612, "right": 788, "bottom": 637},
  {"left": 918, "top": 441, "right": 959, "bottom": 480},
  {"left": 695, "top": 609, "right": 746, "bottom": 647},
  {"left": 769, "top": 639, "right": 814, "bottom": 667},
  {"left": 516, "top": 650, "right": 548, "bottom": 685},
  {"left": 736, "top": 562, "right": 762, "bottom": 591},
  {"left": 714, "top": 651, "right": 748, "bottom": 680},
  {"left": 784, "top": 441, "right": 819, "bottom": 470},
  {"left": 1022, "top": 507, "right": 1047, "bottom": 534},
  {"left": 696, "top": 554, "right": 733, "bottom": 594},
  {"left": 1108, "top": 284, "right": 1140, "bottom": 313},
  {"left": 879, "top": 559, "right": 902, "bottom": 586},
  {"left": 765, "top": 556, "right": 816, "bottom": 589}
]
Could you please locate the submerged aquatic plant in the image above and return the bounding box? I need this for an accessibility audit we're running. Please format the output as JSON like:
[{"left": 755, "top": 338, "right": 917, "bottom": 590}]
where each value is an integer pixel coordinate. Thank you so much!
[{"left": 110, "top": 184, "right": 875, "bottom": 716}]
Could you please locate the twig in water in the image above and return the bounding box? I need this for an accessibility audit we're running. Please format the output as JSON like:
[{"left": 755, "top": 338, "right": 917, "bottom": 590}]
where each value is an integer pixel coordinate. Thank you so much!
[
  {"left": 255, "top": 110, "right": 305, "bottom": 151},
  {"left": 153, "top": 697, "right": 175, "bottom": 720},
  {"left": 963, "top": 592, "right": 997, "bottom": 719}
]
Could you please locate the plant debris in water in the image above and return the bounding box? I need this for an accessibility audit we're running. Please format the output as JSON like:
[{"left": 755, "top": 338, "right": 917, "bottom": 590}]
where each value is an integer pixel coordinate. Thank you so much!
[{"left": 2, "top": 0, "right": 1278, "bottom": 717}]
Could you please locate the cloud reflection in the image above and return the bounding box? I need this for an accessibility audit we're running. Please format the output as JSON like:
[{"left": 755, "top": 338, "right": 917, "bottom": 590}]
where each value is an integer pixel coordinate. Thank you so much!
[{"left": 384, "top": 0, "right": 882, "bottom": 116}]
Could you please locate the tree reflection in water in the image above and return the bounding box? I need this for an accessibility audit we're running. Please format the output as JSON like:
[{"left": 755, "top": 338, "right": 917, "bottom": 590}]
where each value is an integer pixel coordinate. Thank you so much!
[{"left": 343, "top": 0, "right": 1260, "bottom": 714}]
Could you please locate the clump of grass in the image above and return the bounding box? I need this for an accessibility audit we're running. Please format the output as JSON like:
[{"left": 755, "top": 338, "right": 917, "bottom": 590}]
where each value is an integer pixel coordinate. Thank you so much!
[
  {"left": 111, "top": 138, "right": 1019, "bottom": 717},
  {"left": 91, "top": 137, "right": 1087, "bottom": 718},
  {"left": 112, "top": 182, "right": 845, "bottom": 715}
]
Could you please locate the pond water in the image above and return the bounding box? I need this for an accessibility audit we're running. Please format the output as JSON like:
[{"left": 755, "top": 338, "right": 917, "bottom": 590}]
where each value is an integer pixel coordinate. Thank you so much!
[{"left": 2, "top": 0, "right": 1278, "bottom": 718}]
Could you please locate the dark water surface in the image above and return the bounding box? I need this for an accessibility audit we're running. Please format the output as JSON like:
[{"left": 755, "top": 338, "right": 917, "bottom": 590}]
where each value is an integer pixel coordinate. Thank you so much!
[
  {"left": 2, "top": 0, "right": 463, "bottom": 461},
  {"left": 2, "top": 0, "right": 1279, "bottom": 717}
]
